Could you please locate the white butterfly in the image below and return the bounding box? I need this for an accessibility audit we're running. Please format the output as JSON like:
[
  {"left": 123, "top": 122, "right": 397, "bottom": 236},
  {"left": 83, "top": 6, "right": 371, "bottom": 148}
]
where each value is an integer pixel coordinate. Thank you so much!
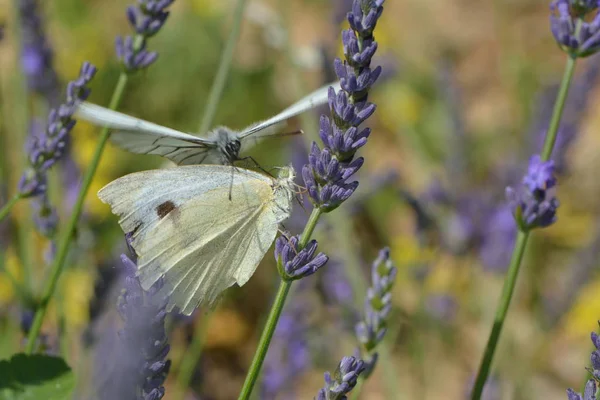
[
  {"left": 99, "top": 164, "right": 295, "bottom": 315},
  {"left": 76, "top": 82, "right": 340, "bottom": 165}
]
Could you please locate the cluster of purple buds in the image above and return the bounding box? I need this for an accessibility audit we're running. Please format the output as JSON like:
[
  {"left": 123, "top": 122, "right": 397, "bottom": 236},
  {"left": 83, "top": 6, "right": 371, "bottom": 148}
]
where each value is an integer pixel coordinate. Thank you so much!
[
  {"left": 566, "top": 324, "right": 600, "bottom": 400},
  {"left": 18, "top": 62, "right": 96, "bottom": 198},
  {"left": 550, "top": 0, "right": 600, "bottom": 57},
  {"left": 17, "top": 0, "right": 60, "bottom": 102},
  {"left": 112, "top": 254, "right": 171, "bottom": 400},
  {"left": 506, "top": 155, "right": 559, "bottom": 231},
  {"left": 354, "top": 247, "right": 396, "bottom": 377},
  {"left": 116, "top": 0, "right": 175, "bottom": 71},
  {"left": 315, "top": 356, "right": 365, "bottom": 400},
  {"left": 274, "top": 234, "right": 328, "bottom": 280},
  {"left": 302, "top": 0, "right": 383, "bottom": 212}
]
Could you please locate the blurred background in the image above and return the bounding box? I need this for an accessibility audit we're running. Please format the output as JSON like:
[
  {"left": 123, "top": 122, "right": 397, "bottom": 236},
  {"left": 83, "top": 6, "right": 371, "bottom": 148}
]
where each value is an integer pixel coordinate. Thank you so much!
[{"left": 1, "top": 0, "right": 599, "bottom": 398}]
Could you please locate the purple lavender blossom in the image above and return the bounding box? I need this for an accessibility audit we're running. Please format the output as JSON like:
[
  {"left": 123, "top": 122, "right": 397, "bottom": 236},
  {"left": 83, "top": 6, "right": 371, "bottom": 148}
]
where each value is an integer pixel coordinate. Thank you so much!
[
  {"left": 274, "top": 234, "right": 328, "bottom": 280},
  {"left": 97, "top": 254, "right": 171, "bottom": 400},
  {"left": 116, "top": 0, "right": 175, "bottom": 71},
  {"left": 566, "top": 327, "right": 600, "bottom": 399},
  {"left": 17, "top": 0, "right": 60, "bottom": 103},
  {"left": 506, "top": 155, "right": 559, "bottom": 231},
  {"left": 355, "top": 247, "right": 396, "bottom": 378},
  {"left": 302, "top": 0, "right": 383, "bottom": 212},
  {"left": 18, "top": 62, "right": 96, "bottom": 198},
  {"left": 550, "top": 0, "right": 600, "bottom": 57},
  {"left": 315, "top": 356, "right": 365, "bottom": 400},
  {"left": 261, "top": 302, "right": 310, "bottom": 399}
]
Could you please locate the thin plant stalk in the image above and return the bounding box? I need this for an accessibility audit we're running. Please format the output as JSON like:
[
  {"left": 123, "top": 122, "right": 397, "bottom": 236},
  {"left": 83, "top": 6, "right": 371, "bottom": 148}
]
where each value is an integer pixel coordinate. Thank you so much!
[
  {"left": 174, "top": 313, "right": 214, "bottom": 400},
  {"left": 25, "top": 71, "right": 130, "bottom": 354},
  {"left": 470, "top": 55, "right": 577, "bottom": 400},
  {"left": 0, "top": 195, "right": 22, "bottom": 222},
  {"left": 238, "top": 208, "right": 322, "bottom": 400},
  {"left": 197, "top": 0, "right": 248, "bottom": 133}
]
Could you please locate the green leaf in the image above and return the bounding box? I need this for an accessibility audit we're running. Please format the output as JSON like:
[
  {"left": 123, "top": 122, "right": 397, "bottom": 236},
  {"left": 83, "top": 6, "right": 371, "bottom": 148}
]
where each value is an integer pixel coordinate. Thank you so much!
[{"left": 0, "top": 354, "right": 74, "bottom": 400}]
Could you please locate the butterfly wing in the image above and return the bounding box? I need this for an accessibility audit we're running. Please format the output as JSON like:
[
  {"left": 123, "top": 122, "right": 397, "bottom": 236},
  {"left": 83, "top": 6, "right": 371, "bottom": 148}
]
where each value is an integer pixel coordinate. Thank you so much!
[
  {"left": 98, "top": 165, "right": 287, "bottom": 315},
  {"left": 238, "top": 81, "right": 341, "bottom": 141},
  {"left": 76, "top": 102, "right": 220, "bottom": 165}
]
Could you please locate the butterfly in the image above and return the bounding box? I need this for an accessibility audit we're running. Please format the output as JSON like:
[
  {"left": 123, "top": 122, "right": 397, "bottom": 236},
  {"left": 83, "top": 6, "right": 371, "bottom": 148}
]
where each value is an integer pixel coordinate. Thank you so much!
[
  {"left": 99, "top": 164, "right": 295, "bottom": 315},
  {"left": 76, "top": 82, "right": 340, "bottom": 166}
]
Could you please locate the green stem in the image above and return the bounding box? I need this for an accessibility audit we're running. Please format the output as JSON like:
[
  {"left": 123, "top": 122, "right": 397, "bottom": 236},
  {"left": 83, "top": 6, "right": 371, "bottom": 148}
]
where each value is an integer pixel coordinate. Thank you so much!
[
  {"left": 0, "top": 194, "right": 22, "bottom": 222},
  {"left": 238, "top": 208, "right": 323, "bottom": 400},
  {"left": 25, "top": 72, "right": 130, "bottom": 354},
  {"left": 470, "top": 54, "right": 577, "bottom": 400},
  {"left": 197, "top": 0, "right": 248, "bottom": 133},
  {"left": 471, "top": 231, "right": 529, "bottom": 399},
  {"left": 540, "top": 56, "right": 576, "bottom": 161},
  {"left": 175, "top": 313, "right": 214, "bottom": 400},
  {"left": 238, "top": 279, "right": 292, "bottom": 400}
]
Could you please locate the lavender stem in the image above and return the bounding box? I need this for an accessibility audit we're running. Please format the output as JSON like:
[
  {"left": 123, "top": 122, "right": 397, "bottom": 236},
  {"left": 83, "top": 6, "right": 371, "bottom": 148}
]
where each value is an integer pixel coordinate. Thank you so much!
[
  {"left": 541, "top": 56, "right": 577, "bottom": 161},
  {"left": 197, "top": 0, "right": 249, "bottom": 133},
  {"left": 470, "top": 54, "right": 577, "bottom": 400},
  {"left": 238, "top": 207, "right": 323, "bottom": 400},
  {"left": 25, "top": 70, "right": 131, "bottom": 354},
  {"left": 0, "top": 194, "right": 22, "bottom": 222}
]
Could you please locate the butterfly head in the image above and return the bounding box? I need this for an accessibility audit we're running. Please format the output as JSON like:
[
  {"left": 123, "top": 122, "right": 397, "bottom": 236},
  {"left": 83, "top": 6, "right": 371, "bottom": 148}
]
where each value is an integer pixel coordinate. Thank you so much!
[
  {"left": 212, "top": 127, "right": 242, "bottom": 163},
  {"left": 224, "top": 138, "right": 241, "bottom": 162}
]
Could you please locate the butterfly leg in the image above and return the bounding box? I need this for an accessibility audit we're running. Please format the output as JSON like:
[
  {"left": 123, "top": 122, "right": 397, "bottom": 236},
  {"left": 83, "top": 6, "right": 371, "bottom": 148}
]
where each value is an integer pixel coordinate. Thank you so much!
[{"left": 237, "top": 156, "right": 274, "bottom": 178}]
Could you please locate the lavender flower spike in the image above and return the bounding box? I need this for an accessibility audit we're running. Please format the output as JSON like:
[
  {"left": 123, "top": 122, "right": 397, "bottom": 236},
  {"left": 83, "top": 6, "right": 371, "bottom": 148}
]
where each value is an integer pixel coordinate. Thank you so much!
[
  {"left": 116, "top": 0, "right": 175, "bottom": 71},
  {"left": 18, "top": 62, "right": 97, "bottom": 198},
  {"left": 315, "top": 356, "right": 366, "bottom": 400},
  {"left": 302, "top": 0, "right": 384, "bottom": 212},
  {"left": 506, "top": 155, "right": 559, "bottom": 231},
  {"left": 18, "top": 0, "right": 60, "bottom": 103},
  {"left": 566, "top": 324, "right": 600, "bottom": 399},
  {"left": 101, "top": 254, "right": 171, "bottom": 400},
  {"left": 354, "top": 247, "right": 397, "bottom": 377},
  {"left": 274, "top": 234, "right": 329, "bottom": 280},
  {"left": 550, "top": 0, "right": 600, "bottom": 57}
]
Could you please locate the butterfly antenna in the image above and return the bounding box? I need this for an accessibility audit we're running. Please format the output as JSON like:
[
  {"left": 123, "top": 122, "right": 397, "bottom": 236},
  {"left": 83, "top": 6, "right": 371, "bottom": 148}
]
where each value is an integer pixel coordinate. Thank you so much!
[{"left": 267, "top": 129, "right": 304, "bottom": 138}]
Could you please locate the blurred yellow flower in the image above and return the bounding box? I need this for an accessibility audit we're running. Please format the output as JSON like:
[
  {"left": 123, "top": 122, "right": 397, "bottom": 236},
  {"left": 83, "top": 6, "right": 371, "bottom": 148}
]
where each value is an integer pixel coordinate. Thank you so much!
[
  {"left": 563, "top": 279, "right": 600, "bottom": 338},
  {"left": 378, "top": 82, "right": 424, "bottom": 128},
  {"left": 0, "top": 249, "right": 22, "bottom": 306},
  {"left": 61, "top": 268, "right": 94, "bottom": 328}
]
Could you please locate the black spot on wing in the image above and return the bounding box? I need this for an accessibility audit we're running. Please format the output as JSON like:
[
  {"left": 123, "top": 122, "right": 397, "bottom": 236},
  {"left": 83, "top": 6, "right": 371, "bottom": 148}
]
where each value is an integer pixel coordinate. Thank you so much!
[{"left": 156, "top": 201, "right": 176, "bottom": 219}]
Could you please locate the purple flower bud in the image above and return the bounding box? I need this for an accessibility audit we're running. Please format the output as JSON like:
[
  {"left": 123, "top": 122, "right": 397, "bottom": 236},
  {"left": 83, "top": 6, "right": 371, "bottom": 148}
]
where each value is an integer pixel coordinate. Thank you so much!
[
  {"left": 19, "top": 62, "right": 96, "bottom": 199},
  {"left": 354, "top": 247, "right": 396, "bottom": 375},
  {"left": 506, "top": 155, "right": 559, "bottom": 231},
  {"left": 301, "top": 0, "right": 383, "bottom": 211},
  {"left": 567, "top": 380, "right": 597, "bottom": 400},
  {"left": 315, "top": 356, "right": 365, "bottom": 400},
  {"left": 274, "top": 234, "right": 328, "bottom": 280},
  {"left": 551, "top": 0, "right": 600, "bottom": 57},
  {"left": 104, "top": 254, "right": 170, "bottom": 400}
]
